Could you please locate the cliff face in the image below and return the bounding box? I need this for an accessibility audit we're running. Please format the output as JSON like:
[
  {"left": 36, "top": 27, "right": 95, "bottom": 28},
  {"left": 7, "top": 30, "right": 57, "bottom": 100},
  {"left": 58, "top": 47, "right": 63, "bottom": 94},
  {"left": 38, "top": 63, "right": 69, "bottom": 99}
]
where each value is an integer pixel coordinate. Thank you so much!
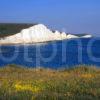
[{"left": 0, "top": 24, "right": 92, "bottom": 44}]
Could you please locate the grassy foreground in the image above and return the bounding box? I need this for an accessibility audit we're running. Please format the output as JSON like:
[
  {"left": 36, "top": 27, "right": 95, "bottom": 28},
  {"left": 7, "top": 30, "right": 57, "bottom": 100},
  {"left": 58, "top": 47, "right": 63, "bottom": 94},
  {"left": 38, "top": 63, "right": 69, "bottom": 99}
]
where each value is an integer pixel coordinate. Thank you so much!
[{"left": 0, "top": 65, "right": 100, "bottom": 100}]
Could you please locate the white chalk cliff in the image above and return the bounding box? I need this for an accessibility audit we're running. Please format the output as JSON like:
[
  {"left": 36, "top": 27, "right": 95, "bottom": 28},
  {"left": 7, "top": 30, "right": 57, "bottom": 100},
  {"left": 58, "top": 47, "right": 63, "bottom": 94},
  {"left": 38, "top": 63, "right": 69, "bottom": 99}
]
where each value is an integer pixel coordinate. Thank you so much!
[
  {"left": 81, "top": 35, "right": 92, "bottom": 38},
  {"left": 0, "top": 24, "right": 92, "bottom": 44}
]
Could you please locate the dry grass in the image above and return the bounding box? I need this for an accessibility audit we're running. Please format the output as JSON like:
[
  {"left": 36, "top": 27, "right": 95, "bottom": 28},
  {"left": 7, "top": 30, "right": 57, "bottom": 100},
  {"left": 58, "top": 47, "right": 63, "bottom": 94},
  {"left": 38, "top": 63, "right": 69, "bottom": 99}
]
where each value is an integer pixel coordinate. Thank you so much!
[{"left": 0, "top": 64, "right": 100, "bottom": 100}]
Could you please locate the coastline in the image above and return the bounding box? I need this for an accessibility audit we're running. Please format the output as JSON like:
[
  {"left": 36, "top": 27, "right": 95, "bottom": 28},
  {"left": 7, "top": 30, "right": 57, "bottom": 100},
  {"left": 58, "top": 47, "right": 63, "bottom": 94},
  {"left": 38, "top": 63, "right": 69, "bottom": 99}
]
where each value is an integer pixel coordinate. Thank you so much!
[{"left": 0, "top": 24, "right": 92, "bottom": 45}]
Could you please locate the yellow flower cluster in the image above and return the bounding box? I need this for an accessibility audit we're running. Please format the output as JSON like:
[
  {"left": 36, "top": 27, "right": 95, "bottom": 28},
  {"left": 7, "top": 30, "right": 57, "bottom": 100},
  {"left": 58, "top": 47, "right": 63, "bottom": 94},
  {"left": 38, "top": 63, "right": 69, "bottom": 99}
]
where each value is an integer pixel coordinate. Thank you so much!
[
  {"left": 15, "top": 83, "right": 42, "bottom": 93},
  {"left": 81, "top": 74, "right": 93, "bottom": 78}
]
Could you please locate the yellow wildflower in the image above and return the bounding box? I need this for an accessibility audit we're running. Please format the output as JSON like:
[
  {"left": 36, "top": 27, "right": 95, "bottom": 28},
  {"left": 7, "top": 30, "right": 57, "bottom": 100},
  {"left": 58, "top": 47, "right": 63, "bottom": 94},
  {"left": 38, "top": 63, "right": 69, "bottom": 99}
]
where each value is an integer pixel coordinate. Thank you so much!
[
  {"left": 81, "top": 74, "right": 93, "bottom": 78},
  {"left": 14, "top": 83, "right": 42, "bottom": 93}
]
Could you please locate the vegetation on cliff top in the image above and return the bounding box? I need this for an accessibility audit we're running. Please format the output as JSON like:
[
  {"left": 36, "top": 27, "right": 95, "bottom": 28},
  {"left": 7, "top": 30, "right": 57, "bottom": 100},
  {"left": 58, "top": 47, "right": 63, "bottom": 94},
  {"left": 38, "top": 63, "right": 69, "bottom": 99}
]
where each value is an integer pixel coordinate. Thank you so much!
[{"left": 0, "top": 23, "right": 34, "bottom": 38}]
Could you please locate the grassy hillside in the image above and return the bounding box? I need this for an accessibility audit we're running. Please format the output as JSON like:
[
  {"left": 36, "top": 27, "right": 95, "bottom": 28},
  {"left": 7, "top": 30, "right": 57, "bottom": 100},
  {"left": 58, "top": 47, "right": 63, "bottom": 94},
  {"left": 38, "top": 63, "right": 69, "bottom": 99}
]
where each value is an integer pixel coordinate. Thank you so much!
[
  {"left": 0, "top": 65, "right": 99, "bottom": 100},
  {"left": 0, "top": 23, "right": 35, "bottom": 38}
]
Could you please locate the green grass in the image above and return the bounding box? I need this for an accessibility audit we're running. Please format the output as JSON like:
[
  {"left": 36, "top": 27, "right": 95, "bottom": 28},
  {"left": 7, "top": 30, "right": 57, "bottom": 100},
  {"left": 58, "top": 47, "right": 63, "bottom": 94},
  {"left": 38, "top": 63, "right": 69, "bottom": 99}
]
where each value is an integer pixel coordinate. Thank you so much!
[
  {"left": 0, "top": 65, "right": 100, "bottom": 100},
  {"left": 0, "top": 23, "right": 35, "bottom": 38}
]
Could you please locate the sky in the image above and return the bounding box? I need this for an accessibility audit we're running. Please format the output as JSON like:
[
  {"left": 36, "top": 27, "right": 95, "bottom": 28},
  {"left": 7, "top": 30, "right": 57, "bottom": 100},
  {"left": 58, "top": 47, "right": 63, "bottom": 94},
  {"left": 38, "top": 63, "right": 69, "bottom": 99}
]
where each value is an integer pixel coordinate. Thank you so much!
[{"left": 0, "top": 0, "right": 100, "bottom": 35}]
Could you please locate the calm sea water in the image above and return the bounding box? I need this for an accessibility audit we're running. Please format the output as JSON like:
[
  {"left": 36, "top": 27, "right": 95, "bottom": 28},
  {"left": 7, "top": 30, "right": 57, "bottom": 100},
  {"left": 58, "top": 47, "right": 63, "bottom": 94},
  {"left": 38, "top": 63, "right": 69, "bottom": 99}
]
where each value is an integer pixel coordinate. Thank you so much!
[{"left": 0, "top": 38, "right": 100, "bottom": 69}]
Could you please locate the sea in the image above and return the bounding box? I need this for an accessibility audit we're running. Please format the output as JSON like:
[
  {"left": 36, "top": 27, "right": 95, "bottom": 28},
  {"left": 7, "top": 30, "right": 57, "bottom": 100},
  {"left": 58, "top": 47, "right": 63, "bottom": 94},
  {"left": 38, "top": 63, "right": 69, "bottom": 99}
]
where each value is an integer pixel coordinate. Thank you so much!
[{"left": 0, "top": 38, "right": 100, "bottom": 69}]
